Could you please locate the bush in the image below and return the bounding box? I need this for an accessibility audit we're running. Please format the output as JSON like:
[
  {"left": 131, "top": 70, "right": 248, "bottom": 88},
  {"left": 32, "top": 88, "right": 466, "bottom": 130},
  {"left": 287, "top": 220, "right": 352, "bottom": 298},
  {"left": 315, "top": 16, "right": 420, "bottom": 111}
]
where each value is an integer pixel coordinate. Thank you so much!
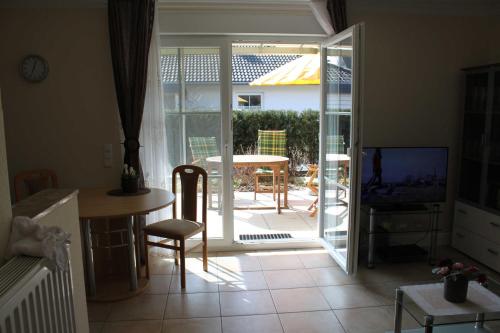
[{"left": 233, "top": 110, "right": 320, "bottom": 175}]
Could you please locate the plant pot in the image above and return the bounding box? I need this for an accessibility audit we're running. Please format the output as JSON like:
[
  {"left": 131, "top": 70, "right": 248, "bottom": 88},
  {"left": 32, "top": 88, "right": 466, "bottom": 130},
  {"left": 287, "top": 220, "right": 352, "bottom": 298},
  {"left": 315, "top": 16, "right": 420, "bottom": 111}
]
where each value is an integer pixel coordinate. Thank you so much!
[
  {"left": 121, "top": 177, "right": 139, "bottom": 193},
  {"left": 444, "top": 274, "right": 468, "bottom": 303}
]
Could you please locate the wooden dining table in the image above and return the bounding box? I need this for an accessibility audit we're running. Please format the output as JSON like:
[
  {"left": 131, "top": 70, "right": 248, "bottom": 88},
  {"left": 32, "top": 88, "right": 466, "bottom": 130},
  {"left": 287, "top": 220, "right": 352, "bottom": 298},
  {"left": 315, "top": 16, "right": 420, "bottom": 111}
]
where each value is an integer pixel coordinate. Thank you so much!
[
  {"left": 206, "top": 154, "right": 289, "bottom": 213},
  {"left": 78, "top": 188, "right": 175, "bottom": 300}
]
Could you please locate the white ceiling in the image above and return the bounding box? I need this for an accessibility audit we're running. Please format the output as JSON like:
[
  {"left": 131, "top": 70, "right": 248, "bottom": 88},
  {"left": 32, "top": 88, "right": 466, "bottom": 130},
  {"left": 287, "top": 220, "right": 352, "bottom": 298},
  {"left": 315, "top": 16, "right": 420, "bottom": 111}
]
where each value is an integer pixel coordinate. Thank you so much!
[{"left": 0, "top": 0, "right": 499, "bottom": 16}]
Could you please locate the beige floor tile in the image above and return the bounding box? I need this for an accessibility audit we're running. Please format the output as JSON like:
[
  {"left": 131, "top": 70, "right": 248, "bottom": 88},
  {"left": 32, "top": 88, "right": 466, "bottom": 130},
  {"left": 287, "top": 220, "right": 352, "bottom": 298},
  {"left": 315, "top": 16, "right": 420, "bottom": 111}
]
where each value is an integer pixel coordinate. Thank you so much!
[
  {"left": 146, "top": 275, "right": 172, "bottom": 294},
  {"left": 308, "top": 267, "right": 356, "bottom": 286},
  {"left": 169, "top": 272, "right": 219, "bottom": 294},
  {"left": 279, "top": 311, "right": 345, "bottom": 333},
  {"left": 107, "top": 294, "right": 167, "bottom": 321},
  {"left": 87, "top": 302, "right": 112, "bottom": 322},
  {"left": 149, "top": 255, "right": 175, "bottom": 275},
  {"left": 101, "top": 320, "right": 162, "bottom": 333},
  {"left": 257, "top": 252, "right": 304, "bottom": 270},
  {"left": 271, "top": 287, "right": 330, "bottom": 313},
  {"left": 264, "top": 269, "right": 315, "bottom": 289},
  {"left": 320, "top": 284, "right": 391, "bottom": 309},
  {"left": 218, "top": 271, "right": 269, "bottom": 292},
  {"left": 334, "top": 305, "right": 419, "bottom": 333},
  {"left": 220, "top": 290, "right": 276, "bottom": 316},
  {"left": 165, "top": 292, "right": 220, "bottom": 319},
  {"left": 89, "top": 322, "right": 103, "bottom": 333},
  {"left": 216, "top": 252, "right": 261, "bottom": 272},
  {"left": 171, "top": 256, "right": 218, "bottom": 275},
  {"left": 296, "top": 250, "right": 339, "bottom": 268},
  {"left": 222, "top": 314, "right": 283, "bottom": 333},
  {"left": 163, "top": 317, "right": 222, "bottom": 333}
]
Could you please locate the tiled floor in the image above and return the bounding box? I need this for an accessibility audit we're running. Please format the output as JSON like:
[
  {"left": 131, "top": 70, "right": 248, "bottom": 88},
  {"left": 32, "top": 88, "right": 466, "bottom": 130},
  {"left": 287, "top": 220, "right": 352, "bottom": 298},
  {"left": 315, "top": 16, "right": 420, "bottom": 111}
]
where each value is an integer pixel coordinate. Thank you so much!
[{"left": 89, "top": 248, "right": 500, "bottom": 333}]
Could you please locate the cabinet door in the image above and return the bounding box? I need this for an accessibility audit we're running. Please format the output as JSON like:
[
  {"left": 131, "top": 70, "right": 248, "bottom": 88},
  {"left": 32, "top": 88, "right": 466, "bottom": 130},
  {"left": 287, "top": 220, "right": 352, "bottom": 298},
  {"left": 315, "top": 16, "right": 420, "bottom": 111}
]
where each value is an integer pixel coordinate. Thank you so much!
[
  {"left": 459, "top": 72, "right": 489, "bottom": 204},
  {"left": 486, "top": 69, "right": 500, "bottom": 211}
]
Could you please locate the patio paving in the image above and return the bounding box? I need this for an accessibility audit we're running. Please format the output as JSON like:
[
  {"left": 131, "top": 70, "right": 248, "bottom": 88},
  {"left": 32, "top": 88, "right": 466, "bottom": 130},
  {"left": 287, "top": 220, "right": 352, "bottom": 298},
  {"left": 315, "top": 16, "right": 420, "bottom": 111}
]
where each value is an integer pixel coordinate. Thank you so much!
[{"left": 204, "top": 189, "right": 319, "bottom": 241}]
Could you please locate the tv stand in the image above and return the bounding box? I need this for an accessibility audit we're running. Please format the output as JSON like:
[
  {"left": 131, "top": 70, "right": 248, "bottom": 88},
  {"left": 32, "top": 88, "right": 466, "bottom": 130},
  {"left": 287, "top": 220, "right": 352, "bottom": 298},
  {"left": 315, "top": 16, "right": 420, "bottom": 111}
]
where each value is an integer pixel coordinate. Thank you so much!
[{"left": 364, "top": 204, "right": 441, "bottom": 268}]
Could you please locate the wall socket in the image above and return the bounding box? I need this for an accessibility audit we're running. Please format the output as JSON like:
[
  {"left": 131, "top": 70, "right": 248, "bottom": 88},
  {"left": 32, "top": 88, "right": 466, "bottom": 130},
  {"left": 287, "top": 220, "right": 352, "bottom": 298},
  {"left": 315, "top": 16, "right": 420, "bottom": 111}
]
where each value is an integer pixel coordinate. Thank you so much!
[{"left": 103, "top": 144, "right": 113, "bottom": 168}]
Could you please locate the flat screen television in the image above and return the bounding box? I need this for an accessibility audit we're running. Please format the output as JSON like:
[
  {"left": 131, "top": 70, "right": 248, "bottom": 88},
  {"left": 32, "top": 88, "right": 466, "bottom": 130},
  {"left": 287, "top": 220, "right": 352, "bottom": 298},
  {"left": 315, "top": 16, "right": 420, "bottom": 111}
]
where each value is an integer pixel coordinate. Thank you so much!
[{"left": 361, "top": 147, "right": 448, "bottom": 205}]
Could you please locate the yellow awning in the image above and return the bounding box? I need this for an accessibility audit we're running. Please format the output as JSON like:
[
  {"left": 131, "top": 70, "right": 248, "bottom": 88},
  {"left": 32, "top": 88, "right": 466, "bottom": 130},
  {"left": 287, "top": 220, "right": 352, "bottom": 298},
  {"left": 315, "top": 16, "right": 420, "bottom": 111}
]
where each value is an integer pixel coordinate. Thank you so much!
[{"left": 250, "top": 54, "right": 320, "bottom": 86}]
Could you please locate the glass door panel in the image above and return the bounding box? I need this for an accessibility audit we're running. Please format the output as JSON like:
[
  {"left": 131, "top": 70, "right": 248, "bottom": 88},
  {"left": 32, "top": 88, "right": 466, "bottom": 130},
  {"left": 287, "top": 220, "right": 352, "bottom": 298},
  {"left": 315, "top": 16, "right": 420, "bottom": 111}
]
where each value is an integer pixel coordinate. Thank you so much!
[
  {"left": 459, "top": 72, "right": 488, "bottom": 204},
  {"left": 319, "top": 25, "right": 362, "bottom": 274},
  {"left": 486, "top": 71, "right": 500, "bottom": 211},
  {"left": 163, "top": 47, "right": 224, "bottom": 239}
]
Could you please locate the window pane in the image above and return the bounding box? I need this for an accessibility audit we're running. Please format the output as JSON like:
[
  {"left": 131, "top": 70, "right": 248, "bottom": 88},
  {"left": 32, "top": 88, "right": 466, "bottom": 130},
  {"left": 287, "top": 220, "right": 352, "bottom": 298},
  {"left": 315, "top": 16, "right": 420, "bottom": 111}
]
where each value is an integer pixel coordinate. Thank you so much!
[{"left": 249, "top": 95, "right": 261, "bottom": 107}]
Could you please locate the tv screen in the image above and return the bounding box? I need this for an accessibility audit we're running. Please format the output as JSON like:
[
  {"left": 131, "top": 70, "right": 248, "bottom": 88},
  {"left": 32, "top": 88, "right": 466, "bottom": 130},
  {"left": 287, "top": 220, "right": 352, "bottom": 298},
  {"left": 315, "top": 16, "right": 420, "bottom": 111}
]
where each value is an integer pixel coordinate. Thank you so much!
[{"left": 361, "top": 147, "right": 448, "bottom": 205}]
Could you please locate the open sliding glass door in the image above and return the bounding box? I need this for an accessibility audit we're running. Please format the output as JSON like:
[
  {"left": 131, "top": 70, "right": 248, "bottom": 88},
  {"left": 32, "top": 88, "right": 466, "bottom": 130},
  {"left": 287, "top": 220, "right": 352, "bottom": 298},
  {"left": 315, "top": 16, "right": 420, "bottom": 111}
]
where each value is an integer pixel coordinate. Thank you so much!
[{"left": 318, "top": 25, "right": 363, "bottom": 274}]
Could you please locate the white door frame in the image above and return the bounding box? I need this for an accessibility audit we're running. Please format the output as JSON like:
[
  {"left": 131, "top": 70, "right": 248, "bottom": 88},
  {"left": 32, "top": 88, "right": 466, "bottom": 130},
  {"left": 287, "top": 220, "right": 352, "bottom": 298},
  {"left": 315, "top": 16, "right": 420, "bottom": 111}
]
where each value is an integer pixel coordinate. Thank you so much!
[{"left": 318, "top": 24, "right": 364, "bottom": 274}]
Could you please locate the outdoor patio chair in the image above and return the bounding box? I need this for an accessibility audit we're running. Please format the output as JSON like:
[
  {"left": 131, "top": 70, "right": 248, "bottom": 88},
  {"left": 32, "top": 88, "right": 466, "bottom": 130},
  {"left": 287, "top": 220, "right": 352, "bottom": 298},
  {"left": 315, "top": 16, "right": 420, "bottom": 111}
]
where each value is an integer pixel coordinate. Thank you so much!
[
  {"left": 143, "top": 165, "right": 208, "bottom": 289},
  {"left": 325, "top": 135, "right": 348, "bottom": 202},
  {"left": 254, "top": 129, "right": 287, "bottom": 200},
  {"left": 188, "top": 136, "right": 221, "bottom": 211}
]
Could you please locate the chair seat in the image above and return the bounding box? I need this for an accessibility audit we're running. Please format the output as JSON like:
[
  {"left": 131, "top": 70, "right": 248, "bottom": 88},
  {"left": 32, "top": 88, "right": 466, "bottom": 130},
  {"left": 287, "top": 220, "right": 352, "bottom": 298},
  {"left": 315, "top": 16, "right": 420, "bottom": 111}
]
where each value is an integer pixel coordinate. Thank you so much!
[{"left": 144, "top": 219, "right": 204, "bottom": 239}]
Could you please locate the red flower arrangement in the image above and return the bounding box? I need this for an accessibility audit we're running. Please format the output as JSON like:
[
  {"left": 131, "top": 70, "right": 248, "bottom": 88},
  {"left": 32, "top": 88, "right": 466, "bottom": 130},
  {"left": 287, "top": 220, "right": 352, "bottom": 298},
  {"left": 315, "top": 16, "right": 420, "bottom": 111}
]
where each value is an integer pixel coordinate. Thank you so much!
[{"left": 432, "top": 258, "right": 487, "bottom": 284}]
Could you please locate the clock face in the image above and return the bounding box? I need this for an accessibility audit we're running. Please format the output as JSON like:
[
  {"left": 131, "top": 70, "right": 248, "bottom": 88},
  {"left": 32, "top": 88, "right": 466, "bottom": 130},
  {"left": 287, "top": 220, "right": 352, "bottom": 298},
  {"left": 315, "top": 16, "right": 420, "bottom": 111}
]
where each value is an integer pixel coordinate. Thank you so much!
[{"left": 20, "top": 55, "right": 49, "bottom": 82}]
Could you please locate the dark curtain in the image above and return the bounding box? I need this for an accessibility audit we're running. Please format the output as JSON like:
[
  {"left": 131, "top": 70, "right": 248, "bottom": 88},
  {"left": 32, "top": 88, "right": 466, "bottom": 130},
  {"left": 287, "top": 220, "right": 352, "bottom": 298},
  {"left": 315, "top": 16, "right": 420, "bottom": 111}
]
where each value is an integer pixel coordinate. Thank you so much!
[
  {"left": 327, "top": 0, "right": 347, "bottom": 33},
  {"left": 108, "top": 0, "right": 155, "bottom": 182},
  {"left": 109, "top": 0, "right": 155, "bottom": 264}
]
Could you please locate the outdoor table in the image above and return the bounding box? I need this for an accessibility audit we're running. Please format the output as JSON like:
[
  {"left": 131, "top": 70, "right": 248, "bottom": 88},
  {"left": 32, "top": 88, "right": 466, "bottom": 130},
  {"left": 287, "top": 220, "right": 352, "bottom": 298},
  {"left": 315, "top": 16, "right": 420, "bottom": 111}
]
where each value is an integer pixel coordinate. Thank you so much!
[
  {"left": 78, "top": 188, "right": 175, "bottom": 301},
  {"left": 206, "top": 154, "right": 289, "bottom": 214}
]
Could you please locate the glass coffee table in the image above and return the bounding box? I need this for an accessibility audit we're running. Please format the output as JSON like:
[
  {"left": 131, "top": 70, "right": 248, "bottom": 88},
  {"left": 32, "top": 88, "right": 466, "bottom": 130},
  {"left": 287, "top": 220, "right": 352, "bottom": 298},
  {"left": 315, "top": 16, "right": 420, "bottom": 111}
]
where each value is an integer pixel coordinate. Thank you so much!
[{"left": 393, "top": 281, "right": 500, "bottom": 332}]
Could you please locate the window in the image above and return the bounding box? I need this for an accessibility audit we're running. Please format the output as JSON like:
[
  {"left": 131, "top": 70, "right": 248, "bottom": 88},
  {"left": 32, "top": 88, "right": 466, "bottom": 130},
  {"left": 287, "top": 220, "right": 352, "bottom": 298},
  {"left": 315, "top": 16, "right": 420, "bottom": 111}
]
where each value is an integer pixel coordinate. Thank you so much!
[{"left": 237, "top": 94, "right": 262, "bottom": 110}]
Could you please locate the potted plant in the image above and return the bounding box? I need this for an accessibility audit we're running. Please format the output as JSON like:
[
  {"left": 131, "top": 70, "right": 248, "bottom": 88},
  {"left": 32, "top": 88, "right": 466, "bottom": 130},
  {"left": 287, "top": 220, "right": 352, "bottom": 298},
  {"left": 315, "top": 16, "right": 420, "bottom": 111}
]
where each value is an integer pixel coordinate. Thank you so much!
[
  {"left": 121, "top": 164, "right": 139, "bottom": 193},
  {"left": 432, "top": 259, "right": 487, "bottom": 303}
]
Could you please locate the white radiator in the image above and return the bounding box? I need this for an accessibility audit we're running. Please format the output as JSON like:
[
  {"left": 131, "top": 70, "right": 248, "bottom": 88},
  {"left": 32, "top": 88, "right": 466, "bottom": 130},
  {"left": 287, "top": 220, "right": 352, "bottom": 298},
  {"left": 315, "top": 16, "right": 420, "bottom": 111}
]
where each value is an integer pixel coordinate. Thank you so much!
[{"left": 0, "top": 256, "right": 76, "bottom": 333}]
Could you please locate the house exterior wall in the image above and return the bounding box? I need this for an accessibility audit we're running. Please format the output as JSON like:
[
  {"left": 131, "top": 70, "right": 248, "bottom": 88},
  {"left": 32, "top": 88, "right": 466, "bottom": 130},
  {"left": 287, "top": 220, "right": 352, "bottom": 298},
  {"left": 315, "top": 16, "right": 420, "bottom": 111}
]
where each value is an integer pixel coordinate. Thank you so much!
[{"left": 165, "top": 84, "right": 352, "bottom": 111}]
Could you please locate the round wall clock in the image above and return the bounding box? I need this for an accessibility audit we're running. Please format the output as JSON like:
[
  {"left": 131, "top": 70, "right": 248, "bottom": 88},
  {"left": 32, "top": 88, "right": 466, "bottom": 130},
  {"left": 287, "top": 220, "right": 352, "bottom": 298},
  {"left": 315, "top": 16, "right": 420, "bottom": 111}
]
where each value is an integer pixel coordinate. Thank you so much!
[{"left": 20, "top": 55, "right": 49, "bottom": 82}]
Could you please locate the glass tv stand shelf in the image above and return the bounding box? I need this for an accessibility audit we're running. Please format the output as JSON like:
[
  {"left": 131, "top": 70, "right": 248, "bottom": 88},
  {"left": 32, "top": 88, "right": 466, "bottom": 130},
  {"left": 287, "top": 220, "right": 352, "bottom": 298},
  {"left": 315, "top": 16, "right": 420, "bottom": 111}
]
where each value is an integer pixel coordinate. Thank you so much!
[{"left": 361, "top": 204, "right": 442, "bottom": 269}]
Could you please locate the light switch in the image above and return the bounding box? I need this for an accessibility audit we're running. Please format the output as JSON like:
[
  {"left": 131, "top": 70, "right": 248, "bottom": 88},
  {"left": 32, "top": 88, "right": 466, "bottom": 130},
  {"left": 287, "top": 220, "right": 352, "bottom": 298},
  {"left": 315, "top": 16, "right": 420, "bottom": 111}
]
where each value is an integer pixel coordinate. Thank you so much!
[{"left": 103, "top": 144, "right": 112, "bottom": 168}]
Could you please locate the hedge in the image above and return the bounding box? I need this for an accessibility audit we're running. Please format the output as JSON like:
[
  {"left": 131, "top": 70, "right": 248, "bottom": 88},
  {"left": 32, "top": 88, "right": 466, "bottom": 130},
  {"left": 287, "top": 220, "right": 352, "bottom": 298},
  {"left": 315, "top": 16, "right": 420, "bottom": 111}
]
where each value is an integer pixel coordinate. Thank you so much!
[{"left": 233, "top": 110, "right": 319, "bottom": 175}]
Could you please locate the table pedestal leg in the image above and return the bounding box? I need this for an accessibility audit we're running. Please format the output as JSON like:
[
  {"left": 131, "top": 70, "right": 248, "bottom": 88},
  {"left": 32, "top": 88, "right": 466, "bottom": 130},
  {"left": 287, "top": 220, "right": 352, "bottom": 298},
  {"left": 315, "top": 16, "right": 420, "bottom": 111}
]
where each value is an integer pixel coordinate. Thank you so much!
[
  {"left": 127, "top": 216, "right": 138, "bottom": 291},
  {"left": 475, "top": 313, "right": 485, "bottom": 329},
  {"left": 82, "top": 219, "right": 96, "bottom": 297},
  {"left": 424, "top": 315, "right": 434, "bottom": 333},
  {"left": 284, "top": 161, "right": 288, "bottom": 209},
  {"left": 394, "top": 288, "right": 403, "bottom": 333}
]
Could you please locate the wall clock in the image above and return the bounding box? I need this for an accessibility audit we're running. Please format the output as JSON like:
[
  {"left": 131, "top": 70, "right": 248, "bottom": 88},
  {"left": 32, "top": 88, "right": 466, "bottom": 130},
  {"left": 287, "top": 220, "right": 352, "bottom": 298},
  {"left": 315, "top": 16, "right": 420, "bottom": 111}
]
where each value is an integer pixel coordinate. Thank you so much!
[{"left": 20, "top": 55, "right": 49, "bottom": 82}]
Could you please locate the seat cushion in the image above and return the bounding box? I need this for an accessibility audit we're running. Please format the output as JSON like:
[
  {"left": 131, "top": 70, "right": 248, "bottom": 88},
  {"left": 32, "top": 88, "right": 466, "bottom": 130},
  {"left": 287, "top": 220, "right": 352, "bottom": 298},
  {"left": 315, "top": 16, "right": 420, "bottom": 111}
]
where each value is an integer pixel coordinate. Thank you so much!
[{"left": 144, "top": 219, "right": 204, "bottom": 239}]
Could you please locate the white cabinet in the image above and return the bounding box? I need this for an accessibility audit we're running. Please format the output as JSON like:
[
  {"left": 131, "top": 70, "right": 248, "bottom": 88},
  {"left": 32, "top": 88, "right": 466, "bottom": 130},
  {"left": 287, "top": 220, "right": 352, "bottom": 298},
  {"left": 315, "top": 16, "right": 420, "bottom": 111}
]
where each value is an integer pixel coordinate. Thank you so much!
[{"left": 452, "top": 201, "right": 500, "bottom": 272}]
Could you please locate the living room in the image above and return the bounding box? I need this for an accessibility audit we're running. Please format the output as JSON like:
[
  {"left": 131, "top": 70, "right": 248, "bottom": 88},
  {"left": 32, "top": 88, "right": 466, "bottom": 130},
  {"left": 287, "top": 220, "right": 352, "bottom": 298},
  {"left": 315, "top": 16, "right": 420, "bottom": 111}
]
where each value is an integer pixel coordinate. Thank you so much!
[{"left": 0, "top": 1, "right": 500, "bottom": 333}]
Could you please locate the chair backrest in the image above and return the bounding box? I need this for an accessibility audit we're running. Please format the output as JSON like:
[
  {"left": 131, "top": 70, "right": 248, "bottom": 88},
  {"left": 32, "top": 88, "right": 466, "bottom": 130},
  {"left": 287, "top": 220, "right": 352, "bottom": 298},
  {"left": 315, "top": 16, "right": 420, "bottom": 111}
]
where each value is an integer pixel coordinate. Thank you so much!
[
  {"left": 188, "top": 137, "right": 220, "bottom": 170},
  {"left": 326, "top": 135, "right": 346, "bottom": 154},
  {"left": 172, "top": 165, "right": 207, "bottom": 224},
  {"left": 257, "top": 130, "right": 287, "bottom": 156},
  {"left": 14, "top": 169, "right": 58, "bottom": 202}
]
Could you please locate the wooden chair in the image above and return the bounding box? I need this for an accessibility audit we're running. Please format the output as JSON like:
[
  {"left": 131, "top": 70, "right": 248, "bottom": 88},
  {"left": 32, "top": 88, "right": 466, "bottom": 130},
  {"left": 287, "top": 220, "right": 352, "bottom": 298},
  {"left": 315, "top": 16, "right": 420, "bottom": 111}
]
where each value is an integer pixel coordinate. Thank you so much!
[
  {"left": 306, "top": 164, "right": 319, "bottom": 217},
  {"left": 143, "top": 165, "right": 208, "bottom": 289},
  {"left": 14, "top": 169, "right": 58, "bottom": 202},
  {"left": 254, "top": 130, "right": 287, "bottom": 200}
]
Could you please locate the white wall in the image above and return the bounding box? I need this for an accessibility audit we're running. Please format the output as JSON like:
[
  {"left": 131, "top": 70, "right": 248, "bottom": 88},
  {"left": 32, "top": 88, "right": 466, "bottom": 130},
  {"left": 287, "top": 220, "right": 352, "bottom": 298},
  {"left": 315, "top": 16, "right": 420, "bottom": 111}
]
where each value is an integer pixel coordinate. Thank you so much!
[
  {"left": 159, "top": 8, "right": 325, "bottom": 36},
  {"left": 233, "top": 85, "right": 321, "bottom": 110}
]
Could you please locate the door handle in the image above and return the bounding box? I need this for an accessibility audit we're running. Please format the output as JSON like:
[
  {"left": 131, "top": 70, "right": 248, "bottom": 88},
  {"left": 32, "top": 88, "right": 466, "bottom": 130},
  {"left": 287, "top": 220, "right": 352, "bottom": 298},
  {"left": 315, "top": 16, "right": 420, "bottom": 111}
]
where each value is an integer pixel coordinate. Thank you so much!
[{"left": 487, "top": 248, "right": 499, "bottom": 256}]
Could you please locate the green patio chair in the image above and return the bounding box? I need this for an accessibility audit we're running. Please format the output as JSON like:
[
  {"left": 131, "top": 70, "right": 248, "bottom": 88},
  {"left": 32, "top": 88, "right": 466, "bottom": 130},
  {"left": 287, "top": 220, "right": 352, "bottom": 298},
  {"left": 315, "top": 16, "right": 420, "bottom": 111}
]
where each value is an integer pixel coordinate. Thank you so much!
[
  {"left": 254, "top": 129, "right": 287, "bottom": 200},
  {"left": 188, "top": 136, "right": 221, "bottom": 210}
]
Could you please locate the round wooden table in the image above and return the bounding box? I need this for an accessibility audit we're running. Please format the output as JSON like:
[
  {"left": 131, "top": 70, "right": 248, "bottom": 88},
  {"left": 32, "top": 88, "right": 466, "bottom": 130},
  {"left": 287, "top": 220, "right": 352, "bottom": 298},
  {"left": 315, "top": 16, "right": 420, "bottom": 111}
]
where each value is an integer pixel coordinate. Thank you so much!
[
  {"left": 206, "top": 155, "right": 289, "bottom": 213},
  {"left": 78, "top": 188, "right": 175, "bottom": 301}
]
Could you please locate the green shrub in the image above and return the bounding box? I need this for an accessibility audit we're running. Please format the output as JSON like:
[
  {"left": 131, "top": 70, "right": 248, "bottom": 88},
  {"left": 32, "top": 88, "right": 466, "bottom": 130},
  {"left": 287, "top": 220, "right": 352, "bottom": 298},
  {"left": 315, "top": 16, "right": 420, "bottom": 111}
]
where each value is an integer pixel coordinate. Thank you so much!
[{"left": 233, "top": 110, "right": 320, "bottom": 175}]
